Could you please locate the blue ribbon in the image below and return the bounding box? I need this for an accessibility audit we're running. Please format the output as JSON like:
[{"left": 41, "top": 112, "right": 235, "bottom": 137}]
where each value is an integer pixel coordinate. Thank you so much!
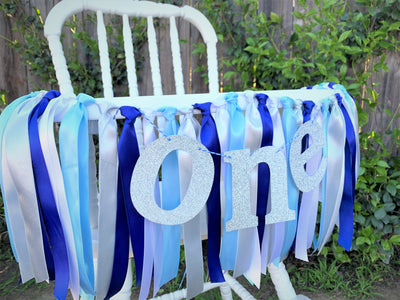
[
  {"left": 337, "top": 94, "right": 356, "bottom": 251},
  {"left": 0, "top": 92, "right": 38, "bottom": 262},
  {"left": 254, "top": 94, "right": 273, "bottom": 247},
  {"left": 59, "top": 94, "right": 95, "bottom": 296},
  {"left": 193, "top": 102, "right": 224, "bottom": 283},
  {"left": 290, "top": 101, "right": 315, "bottom": 253},
  {"left": 106, "top": 106, "right": 143, "bottom": 299},
  {"left": 279, "top": 97, "right": 299, "bottom": 258},
  {"left": 158, "top": 106, "right": 181, "bottom": 287},
  {"left": 28, "top": 90, "right": 70, "bottom": 300},
  {"left": 220, "top": 92, "right": 245, "bottom": 271}
]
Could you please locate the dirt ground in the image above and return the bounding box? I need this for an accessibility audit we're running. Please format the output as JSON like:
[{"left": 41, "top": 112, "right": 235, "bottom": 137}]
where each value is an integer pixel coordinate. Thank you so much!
[{"left": 1, "top": 258, "right": 400, "bottom": 300}]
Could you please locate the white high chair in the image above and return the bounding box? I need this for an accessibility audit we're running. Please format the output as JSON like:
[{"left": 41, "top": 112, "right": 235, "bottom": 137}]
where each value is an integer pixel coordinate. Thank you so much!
[{"left": 44, "top": 1, "right": 312, "bottom": 299}]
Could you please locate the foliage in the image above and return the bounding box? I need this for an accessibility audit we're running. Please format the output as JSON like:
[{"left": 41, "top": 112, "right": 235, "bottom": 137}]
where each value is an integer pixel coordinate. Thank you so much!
[{"left": 0, "top": 0, "right": 147, "bottom": 97}]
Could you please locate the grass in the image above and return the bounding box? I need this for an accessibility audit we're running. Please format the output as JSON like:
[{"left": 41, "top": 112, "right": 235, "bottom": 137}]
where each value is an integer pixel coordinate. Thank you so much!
[{"left": 1, "top": 225, "right": 400, "bottom": 299}]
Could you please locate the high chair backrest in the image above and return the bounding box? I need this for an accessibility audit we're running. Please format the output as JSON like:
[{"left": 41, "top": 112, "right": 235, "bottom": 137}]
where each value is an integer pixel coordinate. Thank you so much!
[{"left": 44, "top": 0, "right": 219, "bottom": 99}]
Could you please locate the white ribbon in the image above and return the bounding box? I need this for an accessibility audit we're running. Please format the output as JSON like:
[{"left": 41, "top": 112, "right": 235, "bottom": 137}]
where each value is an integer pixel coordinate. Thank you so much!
[
  {"left": 3, "top": 91, "right": 48, "bottom": 282},
  {"left": 264, "top": 96, "right": 286, "bottom": 266},
  {"left": 295, "top": 102, "right": 324, "bottom": 261},
  {"left": 318, "top": 98, "right": 346, "bottom": 251},
  {"left": 1, "top": 92, "right": 43, "bottom": 283},
  {"left": 96, "top": 105, "right": 119, "bottom": 300},
  {"left": 38, "top": 94, "right": 79, "bottom": 299},
  {"left": 138, "top": 112, "right": 163, "bottom": 299},
  {"left": 234, "top": 91, "right": 261, "bottom": 287},
  {"left": 177, "top": 110, "right": 204, "bottom": 298}
]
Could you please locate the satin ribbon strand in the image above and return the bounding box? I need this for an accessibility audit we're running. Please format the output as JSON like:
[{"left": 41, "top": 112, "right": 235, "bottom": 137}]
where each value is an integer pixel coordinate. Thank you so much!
[
  {"left": 192, "top": 102, "right": 225, "bottom": 283},
  {"left": 29, "top": 90, "right": 70, "bottom": 300},
  {"left": 0, "top": 92, "right": 38, "bottom": 262}
]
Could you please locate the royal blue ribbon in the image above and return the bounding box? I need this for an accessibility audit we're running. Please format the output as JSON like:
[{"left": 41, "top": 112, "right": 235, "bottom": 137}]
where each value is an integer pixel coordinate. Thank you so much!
[
  {"left": 254, "top": 94, "right": 273, "bottom": 247},
  {"left": 193, "top": 102, "right": 224, "bottom": 283},
  {"left": 337, "top": 94, "right": 356, "bottom": 251},
  {"left": 302, "top": 101, "right": 315, "bottom": 150},
  {"left": 28, "top": 90, "right": 70, "bottom": 300},
  {"left": 106, "top": 106, "right": 143, "bottom": 299}
]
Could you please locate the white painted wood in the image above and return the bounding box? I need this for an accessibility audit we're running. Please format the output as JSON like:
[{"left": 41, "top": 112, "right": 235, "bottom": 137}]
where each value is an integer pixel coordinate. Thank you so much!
[
  {"left": 123, "top": 14, "right": 139, "bottom": 97},
  {"left": 46, "top": 35, "right": 75, "bottom": 96},
  {"left": 44, "top": 0, "right": 219, "bottom": 96},
  {"left": 147, "top": 16, "right": 163, "bottom": 96},
  {"left": 97, "top": 11, "right": 114, "bottom": 99},
  {"left": 169, "top": 16, "right": 185, "bottom": 95}
]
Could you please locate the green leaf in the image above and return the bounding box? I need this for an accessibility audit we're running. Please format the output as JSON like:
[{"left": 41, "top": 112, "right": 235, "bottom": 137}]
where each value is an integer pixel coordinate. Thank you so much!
[
  {"left": 223, "top": 71, "right": 236, "bottom": 80},
  {"left": 386, "top": 184, "right": 397, "bottom": 196},
  {"left": 389, "top": 235, "right": 400, "bottom": 245},
  {"left": 292, "top": 11, "right": 304, "bottom": 19},
  {"left": 270, "top": 12, "right": 280, "bottom": 23},
  {"left": 338, "top": 30, "right": 352, "bottom": 43},
  {"left": 377, "top": 160, "right": 390, "bottom": 168},
  {"left": 374, "top": 207, "right": 387, "bottom": 220},
  {"left": 356, "top": 236, "right": 371, "bottom": 246},
  {"left": 382, "top": 240, "right": 392, "bottom": 251},
  {"left": 316, "top": 63, "right": 327, "bottom": 76}
]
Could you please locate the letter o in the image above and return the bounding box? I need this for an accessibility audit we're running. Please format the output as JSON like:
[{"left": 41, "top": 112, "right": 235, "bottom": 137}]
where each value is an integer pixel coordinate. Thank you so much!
[{"left": 130, "top": 135, "right": 214, "bottom": 225}]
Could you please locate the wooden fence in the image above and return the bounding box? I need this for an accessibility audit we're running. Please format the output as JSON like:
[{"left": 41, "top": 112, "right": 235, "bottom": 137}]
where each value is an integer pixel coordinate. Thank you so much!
[{"left": 0, "top": 0, "right": 399, "bottom": 134}]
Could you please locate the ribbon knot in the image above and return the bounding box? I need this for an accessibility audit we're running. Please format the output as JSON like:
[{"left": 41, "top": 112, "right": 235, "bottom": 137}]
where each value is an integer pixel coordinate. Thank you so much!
[
  {"left": 255, "top": 93, "right": 268, "bottom": 107},
  {"left": 281, "top": 96, "right": 294, "bottom": 110},
  {"left": 302, "top": 101, "right": 315, "bottom": 122},
  {"left": 224, "top": 91, "right": 239, "bottom": 104},
  {"left": 77, "top": 93, "right": 96, "bottom": 106},
  {"left": 158, "top": 106, "right": 178, "bottom": 121},
  {"left": 120, "top": 106, "right": 142, "bottom": 124},
  {"left": 193, "top": 102, "right": 212, "bottom": 117}
]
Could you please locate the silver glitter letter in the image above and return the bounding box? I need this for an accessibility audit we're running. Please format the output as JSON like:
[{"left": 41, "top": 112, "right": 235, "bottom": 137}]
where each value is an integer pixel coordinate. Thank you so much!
[
  {"left": 225, "top": 147, "right": 295, "bottom": 232},
  {"left": 131, "top": 135, "right": 214, "bottom": 225},
  {"left": 289, "top": 121, "right": 327, "bottom": 192}
]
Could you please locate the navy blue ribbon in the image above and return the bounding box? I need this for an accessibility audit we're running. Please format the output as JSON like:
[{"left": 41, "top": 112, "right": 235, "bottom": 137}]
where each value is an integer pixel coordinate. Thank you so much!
[
  {"left": 28, "top": 90, "right": 69, "bottom": 300},
  {"left": 193, "top": 102, "right": 224, "bottom": 283},
  {"left": 254, "top": 94, "right": 274, "bottom": 246},
  {"left": 106, "top": 106, "right": 144, "bottom": 299},
  {"left": 336, "top": 94, "right": 356, "bottom": 251},
  {"left": 302, "top": 101, "right": 315, "bottom": 150}
]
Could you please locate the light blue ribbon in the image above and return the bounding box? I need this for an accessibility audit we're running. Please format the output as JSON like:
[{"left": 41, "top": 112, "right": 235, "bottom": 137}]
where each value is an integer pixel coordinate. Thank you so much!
[
  {"left": 0, "top": 92, "right": 38, "bottom": 261},
  {"left": 220, "top": 92, "right": 245, "bottom": 271},
  {"left": 59, "top": 93, "right": 95, "bottom": 296},
  {"left": 315, "top": 98, "right": 331, "bottom": 249},
  {"left": 158, "top": 106, "right": 181, "bottom": 287},
  {"left": 280, "top": 97, "right": 299, "bottom": 259}
]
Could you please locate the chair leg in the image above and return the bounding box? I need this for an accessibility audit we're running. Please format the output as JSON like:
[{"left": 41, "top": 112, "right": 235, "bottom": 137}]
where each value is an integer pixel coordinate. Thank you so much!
[
  {"left": 219, "top": 281, "right": 233, "bottom": 300},
  {"left": 267, "top": 262, "right": 310, "bottom": 300}
]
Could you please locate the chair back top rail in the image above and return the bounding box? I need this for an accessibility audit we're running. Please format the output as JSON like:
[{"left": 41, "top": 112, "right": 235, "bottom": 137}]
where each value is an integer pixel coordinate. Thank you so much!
[{"left": 44, "top": 0, "right": 218, "bottom": 96}]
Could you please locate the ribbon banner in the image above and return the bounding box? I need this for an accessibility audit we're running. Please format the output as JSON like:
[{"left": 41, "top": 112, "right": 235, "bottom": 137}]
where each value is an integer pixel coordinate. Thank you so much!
[{"left": 0, "top": 83, "right": 359, "bottom": 299}]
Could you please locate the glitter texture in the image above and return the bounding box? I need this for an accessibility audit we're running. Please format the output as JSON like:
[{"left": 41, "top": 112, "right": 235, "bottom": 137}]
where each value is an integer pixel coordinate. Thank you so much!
[
  {"left": 289, "top": 121, "right": 327, "bottom": 192},
  {"left": 130, "top": 135, "right": 214, "bottom": 225},
  {"left": 225, "top": 146, "right": 295, "bottom": 232}
]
